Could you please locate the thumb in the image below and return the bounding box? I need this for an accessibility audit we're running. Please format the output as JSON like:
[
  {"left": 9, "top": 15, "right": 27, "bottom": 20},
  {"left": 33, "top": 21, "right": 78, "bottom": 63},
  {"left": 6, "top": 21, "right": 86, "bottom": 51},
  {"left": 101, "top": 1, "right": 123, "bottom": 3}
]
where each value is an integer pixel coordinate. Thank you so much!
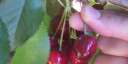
[{"left": 80, "top": 6, "right": 128, "bottom": 41}]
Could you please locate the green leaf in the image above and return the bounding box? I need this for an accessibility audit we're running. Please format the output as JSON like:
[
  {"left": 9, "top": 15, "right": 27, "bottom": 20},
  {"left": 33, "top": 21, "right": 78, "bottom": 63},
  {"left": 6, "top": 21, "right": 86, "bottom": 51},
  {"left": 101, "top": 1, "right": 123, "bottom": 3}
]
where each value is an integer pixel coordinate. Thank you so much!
[
  {"left": 0, "top": 0, "right": 26, "bottom": 50},
  {"left": 12, "top": 14, "right": 51, "bottom": 64},
  {"left": 0, "top": 0, "right": 46, "bottom": 50},
  {"left": 0, "top": 19, "right": 9, "bottom": 64},
  {"left": 14, "top": 0, "right": 46, "bottom": 49}
]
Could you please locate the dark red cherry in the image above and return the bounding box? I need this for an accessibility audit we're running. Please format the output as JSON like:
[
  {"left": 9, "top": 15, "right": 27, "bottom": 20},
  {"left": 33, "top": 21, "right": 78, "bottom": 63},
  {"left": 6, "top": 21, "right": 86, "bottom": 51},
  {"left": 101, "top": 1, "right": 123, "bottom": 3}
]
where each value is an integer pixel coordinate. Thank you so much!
[
  {"left": 48, "top": 50, "right": 68, "bottom": 64},
  {"left": 49, "top": 12, "right": 70, "bottom": 40},
  {"left": 74, "top": 35, "right": 97, "bottom": 57},
  {"left": 49, "top": 35, "right": 59, "bottom": 50},
  {"left": 70, "top": 50, "right": 88, "bottom": 64},
  {"left": 61, "top": 39, "right": 75, "bottom": 56},
  {"left": 70, "top": 35, "right": 97, "bottom": 64}
]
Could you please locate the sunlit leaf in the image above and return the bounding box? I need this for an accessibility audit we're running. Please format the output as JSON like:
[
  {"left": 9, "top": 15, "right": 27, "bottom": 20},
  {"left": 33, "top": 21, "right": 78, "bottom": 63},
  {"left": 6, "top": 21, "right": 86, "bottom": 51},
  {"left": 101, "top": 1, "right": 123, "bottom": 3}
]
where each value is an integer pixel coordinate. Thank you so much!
[{"left": 12, "top": 14, "right": 51, "bottom": 64}]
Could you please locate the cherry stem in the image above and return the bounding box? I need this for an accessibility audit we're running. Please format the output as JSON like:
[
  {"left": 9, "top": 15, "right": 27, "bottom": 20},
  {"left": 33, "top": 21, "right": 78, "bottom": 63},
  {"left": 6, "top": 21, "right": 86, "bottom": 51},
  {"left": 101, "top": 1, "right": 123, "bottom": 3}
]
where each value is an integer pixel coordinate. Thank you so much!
[
  {"left": 88, "top": 48, "right": 101, "bottom": 64},
  {"left": 54, "top": 11, "right": 65, "bottom": 38},
  {"left": 57, "top": 0, "right": 65, "bottom": 7},
  {"left": 59, "top": 10, "right": 67, "bottom": 51},
  {"left": 59, "top": 0, "right": 72, "bottom": 51},
  {"left": 66, "top": 0, "right": 70, "bottom": 7}
]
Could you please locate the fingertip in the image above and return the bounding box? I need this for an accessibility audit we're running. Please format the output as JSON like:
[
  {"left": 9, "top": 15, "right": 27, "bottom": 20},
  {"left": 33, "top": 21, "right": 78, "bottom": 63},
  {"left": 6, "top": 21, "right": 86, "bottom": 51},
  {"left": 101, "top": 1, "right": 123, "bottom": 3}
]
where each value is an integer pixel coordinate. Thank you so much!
[
  {"left": 80, "top": 6, "right": 113, "bottom": 37},
  {"left": 80, "top": 5, "right": 101, "bottom": 23},
  {"left": 69, "top": 12, "right": 84, "bottom": 31}
]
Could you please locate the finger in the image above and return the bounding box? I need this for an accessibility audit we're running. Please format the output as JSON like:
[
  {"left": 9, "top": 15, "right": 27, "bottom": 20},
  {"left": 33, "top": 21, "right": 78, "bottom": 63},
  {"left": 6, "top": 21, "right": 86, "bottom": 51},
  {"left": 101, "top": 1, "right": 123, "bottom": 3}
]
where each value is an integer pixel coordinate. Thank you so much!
[
  {"left": 69, "top": 12, "right": 84, "bottom": 31},
  {"left": 81, "top": 6, "right": 128, "bottom": 41},
  {"left": 69, "top": 12, "right": 93, "bottom": 32},
  {"left": 109, "top": 0, "right": 128, "bottom": 9},
  {"left": 95, "top": 54, "right": 128, "bottom": 64},
  {"left": 95, "top": 0, "right": 128, "bottom": 9},
  {"left": 98, "top": 36, "right": 128, "bottom": 57}
]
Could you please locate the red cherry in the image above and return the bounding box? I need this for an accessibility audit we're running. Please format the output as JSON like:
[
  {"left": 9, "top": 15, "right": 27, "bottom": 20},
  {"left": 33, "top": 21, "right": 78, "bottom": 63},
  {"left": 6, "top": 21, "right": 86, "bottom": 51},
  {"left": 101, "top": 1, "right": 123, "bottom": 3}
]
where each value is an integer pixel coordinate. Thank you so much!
[
  {"left": 49, "top": 14, "right": 71, "bottom": 52},
  {"left": 49, "top": 35, "right": 59, "bottom": 50},
  {"left": 61, "top": 39, "right": 75, "bottom": 56},
  {"left": 49, "top": 14, "right": 69, "bottom": 40},
  {"left": 70, "top": 35, "right": 97, "bottom": 64},
  {"left": 70, "top": 50, "right": 88, "bottom": 64},
  {"left": 49, "top": 13, "right": 70, "bottom": 51},
  {"left": 74, "top": 35, "right": 97, "bottom": 57},
  {"left": 48, "top": 50, "right": 68, "bottom": 64}
]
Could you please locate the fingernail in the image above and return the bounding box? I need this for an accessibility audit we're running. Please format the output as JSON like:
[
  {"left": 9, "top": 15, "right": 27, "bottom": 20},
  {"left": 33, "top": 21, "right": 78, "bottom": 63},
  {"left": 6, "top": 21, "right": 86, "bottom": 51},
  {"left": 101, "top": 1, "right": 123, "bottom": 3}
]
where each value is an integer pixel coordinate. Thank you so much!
[{"left": 81, "top": 6, "right": 101, "bottom": 20}]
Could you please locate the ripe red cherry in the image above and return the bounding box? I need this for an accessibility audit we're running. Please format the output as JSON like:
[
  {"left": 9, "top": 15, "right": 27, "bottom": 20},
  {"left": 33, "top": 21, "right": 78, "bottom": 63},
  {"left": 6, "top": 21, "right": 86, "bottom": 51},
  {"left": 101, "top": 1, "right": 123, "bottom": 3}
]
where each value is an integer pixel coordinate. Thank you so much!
[
  {"left": 48, "top": 50, "right": 68, "bottom": 64},
  {"left": 49, "top": 14, "right": 69, "bottom": 40},
  {"left": 49, "top": 14, "right": 70, "bottom": 50},
  {"left": 74, "top": 35, "right": 97, "bottom": 57},
  {"left": 61, "top": 39, "right": 75, "bottom": 56},
  {"left": 70, "top": 35, "right": 97, "bottom": 64},
  {"left": 49, "top": 35, "right": 59, "bottom": 50},
  {"left": 70, "top": 50, "right": 88, "bottom": 64}
]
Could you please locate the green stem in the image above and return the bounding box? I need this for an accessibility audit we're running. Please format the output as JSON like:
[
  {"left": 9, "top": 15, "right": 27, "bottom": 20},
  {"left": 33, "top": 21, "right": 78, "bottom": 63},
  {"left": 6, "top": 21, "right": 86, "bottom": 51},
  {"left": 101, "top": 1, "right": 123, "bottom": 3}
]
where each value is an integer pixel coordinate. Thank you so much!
[
  {"left": 57, "top": 0, "right": 65, "bottom": 7},
  {"left": 88, "top": 48, "right": 101, "bottom": 64},
  {"left": 54, "top": 11, "right": 65, "bottom": 37},
  {"left": 58, "top": 0, "right": 72, "bottom": 51},
  {"left": 66, "top": 0, "right": 70, "bottom": 6},
  {"left": 59, "top": 11, "right": 67, "bottom": 51}
]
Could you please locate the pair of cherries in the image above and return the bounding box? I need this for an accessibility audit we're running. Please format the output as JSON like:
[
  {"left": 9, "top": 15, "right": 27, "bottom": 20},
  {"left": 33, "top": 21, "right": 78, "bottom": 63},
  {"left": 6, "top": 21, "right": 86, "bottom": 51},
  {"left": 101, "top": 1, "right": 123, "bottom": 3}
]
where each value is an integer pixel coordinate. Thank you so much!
[
  {"left": 48, "top": 35, "right": 97, "bottom": 64},
  {"left": 47, "top": 5, "right": 98, "bottom": 63}
]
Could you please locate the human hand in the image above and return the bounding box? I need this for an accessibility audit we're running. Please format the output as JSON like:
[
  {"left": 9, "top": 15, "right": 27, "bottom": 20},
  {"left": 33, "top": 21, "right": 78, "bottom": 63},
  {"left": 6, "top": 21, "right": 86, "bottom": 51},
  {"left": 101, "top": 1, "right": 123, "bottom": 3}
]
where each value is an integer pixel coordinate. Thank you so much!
[{"left": 69, "top": 0, "right": 128, "bottom": 63}]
